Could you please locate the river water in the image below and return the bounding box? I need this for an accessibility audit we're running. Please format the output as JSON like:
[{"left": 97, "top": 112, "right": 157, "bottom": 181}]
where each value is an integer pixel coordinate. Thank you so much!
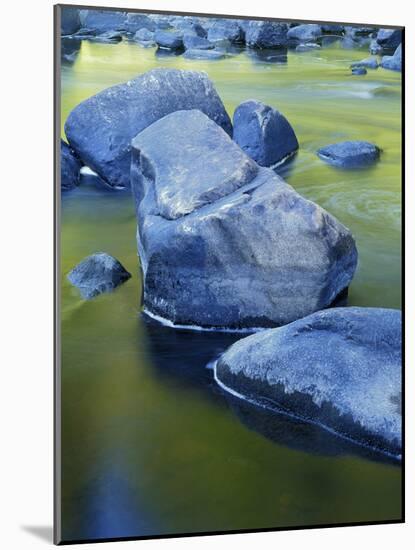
[{"left": 60, "top": 37, "right": 402, "bottom": 541}]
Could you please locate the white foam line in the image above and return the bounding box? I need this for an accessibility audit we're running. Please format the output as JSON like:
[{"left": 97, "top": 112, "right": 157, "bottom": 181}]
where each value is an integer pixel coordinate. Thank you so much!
[
  {"left": 142, "top": 308, "right": 266, "bottom": 334},
  {"left": 270, "top": 150, "right": 298, "bottom": 169},
  {"left": 212, "top": 361, "right": 401, "bottom": 461}
]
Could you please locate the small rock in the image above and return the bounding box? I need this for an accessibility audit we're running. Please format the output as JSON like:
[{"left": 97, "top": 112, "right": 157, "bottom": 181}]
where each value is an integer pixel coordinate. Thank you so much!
[
  {"left": 183, "top": 49, "right": 225, "bottom": 60},
  {"left": 67, "top": 253, "right": 131, "bottom": 299},
  {"left": 317, "top": 141, "right": 380, "bottom": 168},
  {"left": 351, "top": 67, "right": 367, "bottom": 75}
]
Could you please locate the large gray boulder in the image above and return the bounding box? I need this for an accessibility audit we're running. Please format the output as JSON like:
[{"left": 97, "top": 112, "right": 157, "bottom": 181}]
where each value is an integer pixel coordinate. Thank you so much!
[
  {"left": 155, "top": 30, "right": 183, "bottom": 50},
  {"left": 61, "top": 140, "right": 81, "bottom": 191},
  {"left": 207, "top": 19, "right": 244, "bottom": 43},
  {"left": 215, "top": 307, "right": 402, "bottom": 457},
  {"left": 131, "top": 109, "right": 357, "bottom": 329},
  {"left": 81, "top": 9, "right": 127, "bottom": 33},
  {"left": 183, "top": 34, "right": 214, "bottom": 50},
  {"left": 125, "top": 13, "right": 155, "bottom": 34},
  {"left": 375, "top": 28, "right": 402, "bottom": 53},
  {"left": 65, "top": 69, "right": 232, "bottom": 188},
  {"left": 61, "top": 7, "right": 81, "bottom": 36},
  {"left": 381, "top": 44, "right": 402, "bottom": 72},
  {"left": 245, "top": 22, "right": 288, "bottom": 49},
  {"left": 287, "top": 24, "right": 322, "bottom": 42},
  {"left": 233, "top": 100, "right": 299, "bottom": 167},
  {"left": 67, "top": 253, "right": 131, "bottom": 299}
]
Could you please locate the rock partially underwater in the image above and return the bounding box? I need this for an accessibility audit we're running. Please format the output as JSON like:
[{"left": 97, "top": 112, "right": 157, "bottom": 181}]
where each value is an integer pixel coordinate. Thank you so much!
[
  {"left": 233, "top": 100, "right": 299, "bottom": 167},
  {"left": 215, "top": 307, "right": 402, "bottom": 457},
  {"left": 61, "top": 140, "right": 82, "bottom": 191},
  {"left": 64, "top": 69, "right": 232, "bottom": 188},
  {"left": 317, "top": 141, "right": 380, "bottom": 168},
  {"left": 67, "top": 253, "right": 131, "bottom": 299},
  {"left": 381, "top": 44, "right": 402, "bottom": 72},
  {"left": 131, "top": 109, "right": 357, "bottom": 329}
]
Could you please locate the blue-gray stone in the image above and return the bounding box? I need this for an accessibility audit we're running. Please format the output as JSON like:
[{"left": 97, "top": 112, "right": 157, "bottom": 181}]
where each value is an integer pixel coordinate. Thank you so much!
[
  {"left": 351, "top": 67, "right": 367, "bottom": 75},
  {"left": 89, "top": 30, "right": 123, "bottom": 43},
  {"left": 183, "top": 49, "right": 226, "bottom": 60},
  {"left": 61, "top": 140, "right": 81, "bottom": 191},
  {"left": 81, "top": 9, "right": 127, "bottom": 33},
  {"left": 344, "top": 26, "right": 376, "bottom": 38},
  {"left": 351, "top": 57, "right": 379, "bottom": 69},
  {"left": 215, "top": 307, "right": 402, "bottom": 457},
  {"left": 317, "top": 141, "right": 380, "bottom": 168},
  {"left": 375, "top": 28, "right": 402, "bottom": 53},
  {"left": 61, "top": 7, "right": 81, "bottom": 36},
  {"left": 207, "top": 20, "right": 244, "bottom": 43},
  {"left": 131, "top": 109, "right": 357, "bottom": 329},
  {"left": 321, "top": 24, "right": 344, "bottom": 34},
  {"left": 183, "top": 34, "right": 214, "bottom": 50},
  {"left": 296, "top": 43, "right": 321, "bottom": 52},
  {"left": 369, "top": 39, "right": 383, "bottom": 55},
  {"left": 287, "top": 24, "right": 322, "bottom": 42},
  {"left": 381, "top": 44, "right": 402, "bottom": 72},
  {"left": 125, "top": 13, "right": 155, "bottom": 34},
  {"left": 173, "top": 20, "right": 207, "bottom": 38},
  {"left": 233, "top": 100, "right": 299, "bottom": 167},
  {"left": 155, "top": 30, "right": 183, "bottom": 50},
  {"left": 65, "top": 69, "right": 232, "bottom": 188},
  {"left": 133, "top": 28, "right": 155, "bottom": 46},
  {"left": 245, "top": 22, "right": 288, "bottom": 49},
  {"left": 67, "top": 253, "right": 131, "bottom": 299}
]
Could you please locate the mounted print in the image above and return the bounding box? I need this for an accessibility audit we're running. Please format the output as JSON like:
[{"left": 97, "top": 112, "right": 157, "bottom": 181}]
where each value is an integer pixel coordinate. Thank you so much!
[{"left": 55, "top": 3, "right": 404, "bottom": 544}]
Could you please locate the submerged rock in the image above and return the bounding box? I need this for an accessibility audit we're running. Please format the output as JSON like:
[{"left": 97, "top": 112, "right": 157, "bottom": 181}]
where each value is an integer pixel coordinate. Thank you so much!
[
  {"left": 245, "top": 22, "right": 288, "bottom": 49},
  {"left": 381, "top": 44, "right": 402, "bottom": 72},
  {"left": 155, "top": 30, "right": 183, "bottom": 50},
  {"left": 65, "top": 69, "right": 232, "bottom": 188},
  {"left": 351, "top": 67, "right": 367, "bottom": 75},
  {"left": 351, "top": 56, "right": 379, "bottom": 69},
  {"left": 215, "top": 307, "right": 402, "bottom": 457},
  {"left": 287, "top": 24, "right": 322, "bottom": 42},
  {"left": 233, "top": 100, "right": 299, "bottom": 167},
  {"left": 61, "top": 140, "right": 81, "bottom": 191},
  {"left": 61, "top": 7, "right": 81, "bottom": 36},
  {"left": 67, "top": 253, "right": 131, "bottom": 299},
  {"left": 183, "top": 49, "right": 225, "bottom": 60},
  {"left": 317, "top": 141, "right": 380, "bottom": 168},
  {"left": 131, "top": 109, "right": 357, "bottom": 329}
]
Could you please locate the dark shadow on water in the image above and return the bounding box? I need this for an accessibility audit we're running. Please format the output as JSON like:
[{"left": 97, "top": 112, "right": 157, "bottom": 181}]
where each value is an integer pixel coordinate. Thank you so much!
[
  {"left": 22, "top": 525, "right": 53, "bottom": 543},
  {"left": 248, "top": 47, "right": 288, "bottom": 64},
  {"left": 61, "top": 38, "right": 81, "bottom": 65},
  {"left": 140, "top": 315, "right": 400, "bottom": 466}
]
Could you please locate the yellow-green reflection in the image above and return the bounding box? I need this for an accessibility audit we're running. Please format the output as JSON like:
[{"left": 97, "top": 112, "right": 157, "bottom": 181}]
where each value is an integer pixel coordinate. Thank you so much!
[{"left": 60, "top": 37, "right": 401, "bottom": 542}]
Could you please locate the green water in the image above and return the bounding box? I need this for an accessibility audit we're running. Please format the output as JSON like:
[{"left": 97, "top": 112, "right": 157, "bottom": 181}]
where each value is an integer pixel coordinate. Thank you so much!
[{"left": 60, "top": 39, "right": 402, "bottom": 542}]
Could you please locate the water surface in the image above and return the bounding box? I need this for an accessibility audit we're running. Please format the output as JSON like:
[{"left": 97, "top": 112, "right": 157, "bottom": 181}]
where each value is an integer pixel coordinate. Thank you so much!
[{"left": 60, "top": 38, "right": 402, "bottom": 542}]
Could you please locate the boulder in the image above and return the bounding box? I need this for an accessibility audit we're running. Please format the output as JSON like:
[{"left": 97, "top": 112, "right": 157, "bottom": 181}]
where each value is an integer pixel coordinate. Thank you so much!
[
  {"left": 344, "top": 26, "right": 376, "bottom": 38},
  {"left": 233, "top": 100, "right": 299, "bottom": 167},
  {"left": 148, "top": 14, "right": 172, "bottom": 30},
  {"left": 183, "top": 49, "right": 226, "bottom": 60},
  {"left": 215, "top": 307, "right": 402, "bottom": 457},
  {"left": 350, "top": 56, "right": 379, "bottom": 69},
  {"left": 183, "top": 34, "right": 214, "bottom": 50},
  {"left": 131, "top": 109, "right": 357, "bottom": 329},
  {"left": 207, "top": 19, "right": 244, "bottom": 43},
  {"left": 67, "top": 253, "right": 131, "bottom": 299},
  {"left": 124, "top": 13, "right": 155, "bottom": 34},
  {"left": 287, "top": 24, "right": 322, "bottom": 42},
  {"left": 381, "top": 44, "right": 402, "bottom": 72},
  {"left": 351, "top": 67, "right": 367, "bottom": 75},
  {"left": 321, "top": 24, "right": 344, "bottom": 34},
  {"left": 155, "top": 30, "right": 183, "bottom": 50},
  {"left": 375, "top": 28, "right": 402, "bottom": 53},
  {"left": 369, "top": 39, "right": 383, "bottom": 55},
  {"left": 61, "top": 140, "right": 81, "bottom": 191},
  {"left": 61, "top": 7, "right": 81, "bottom": 36},
  {"left": 245, "top": 22, "right": 288, "bottom": 49},
  {"left": 81, "top": 9, "right": 127, "bottom": 33},
  {"left": 317, "top": 141, "right": 380, "bottom": 168},
  {"left": 65, "top": 69, "right": 232, "bottom": 188},
  {"left": 173, "top": 20, "right": 207, "bottom": 38},
  {"left": 133, "top": 28, "right": 155, "bottom": 46}
]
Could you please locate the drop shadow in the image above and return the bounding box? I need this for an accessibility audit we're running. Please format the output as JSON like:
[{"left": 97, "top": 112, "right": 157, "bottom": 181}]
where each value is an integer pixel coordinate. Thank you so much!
[{"left": 21, "top": 525, "right": 53, "bottom": 543}]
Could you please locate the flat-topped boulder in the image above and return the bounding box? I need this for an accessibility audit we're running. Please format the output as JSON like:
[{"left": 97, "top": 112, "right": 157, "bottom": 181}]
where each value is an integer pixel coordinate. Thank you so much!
[
  {"left": 287, "top": 24, "right": 322, "bottom": 42},
  {"left": 233, "top": 100, "right": 299, "bottom": 167},
  {"left": 155, "top": 30, "right": 183, "bottom": 50},
  {"left": 215, "top": 307, "right": 402, "bottom": 457},
  {"left": 183, "top": 34, "right": 214, "bottom": 50},
  {"left": 61, "top": 140, "right": 82, "bottom": 191},
  {"left": 65, "top": 69, "right": 232, "bottom": 188},
  {"left": 245, "top": 22, "right": 288, "bottom": 49},
  {"left": 81, "top": 9, "right": 127, "bottom": 33},
  {"left": 317, "top": 141, "right": 380, "bottom": 168},
  {"left": 183, "top": 49, "right": 226, "bottom": 60},
  {"left": 131, "top": 109, "right": 357, "bottom": 329},
  {"left": 67, "top": 253, "right": 131, "bottom": 299}
]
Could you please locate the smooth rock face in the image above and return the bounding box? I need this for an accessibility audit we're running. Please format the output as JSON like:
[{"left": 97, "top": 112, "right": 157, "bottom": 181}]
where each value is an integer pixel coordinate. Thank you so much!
[
  {"left": 287, "top": 24, "right": 322, "bottom": 42},
  {"left": 233, "top": 100, "right": 299, "bottom": 167},
  {"left": 125, "top": 13, "right": 155, "bottom": 34},
  {"left": 317, "top": 141, "right": 380, "bottom": 168},
  {"left": 81, "top": 9, "right": 127, "bottom": 33},
  {"left": 381, "top": 44, "right": 402, "bottom": 72},
  {"left": 207, "top": 20, "right": 244, "bottom": 43},
  {"left": 67, "top": 253, "right": 131, "bottom": 299},
  {"left": 183, "top": 49, "right": 225, "bottom": 60},
  {"left": 65, "top": 69, "right": 232, "bottom": 188},
  {"left": 375, "top": 28, "right": 402, "bottom": 52},
  {"left": 61, "top": 140, "right": 82, "bottom": 191},
  {"left": 215, "top": 307, "right": 402, "bottom": 457},
  {"left": 155, "top": 30, "right": 183, "bottom": 50},
  {"left": 351, "top": 57, "right": 379, "bottom": 69},
  {"left": 183, "top": 34, "right": 214, "bottom": 50},
  {"left": 131, "top": 109, "right": 358, "bottom": 329},
  {"left": 61, "top": 7, "right": 81, "bottom": 36},
  {"left": 133, "top": 28, "right": 155, "bottom": 46},
  {"left": 245, "top": 22, "right": 288, "bottom": 49}
]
